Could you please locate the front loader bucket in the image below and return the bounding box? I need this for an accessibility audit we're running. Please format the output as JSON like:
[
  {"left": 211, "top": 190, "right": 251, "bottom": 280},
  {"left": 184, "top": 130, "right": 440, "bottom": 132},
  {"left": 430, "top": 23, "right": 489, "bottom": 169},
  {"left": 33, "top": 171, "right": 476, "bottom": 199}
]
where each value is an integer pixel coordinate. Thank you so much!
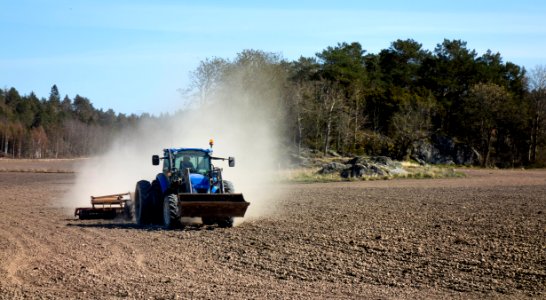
[{"left": 178, "top": 193, "right": 250, "bottom": 218}]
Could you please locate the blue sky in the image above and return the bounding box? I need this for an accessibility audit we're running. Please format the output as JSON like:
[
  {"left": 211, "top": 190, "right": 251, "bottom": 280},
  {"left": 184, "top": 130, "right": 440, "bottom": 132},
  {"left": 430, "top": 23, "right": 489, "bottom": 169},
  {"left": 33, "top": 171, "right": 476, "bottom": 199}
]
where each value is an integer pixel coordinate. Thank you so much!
[{"left": 1, "top": 0, "right": 545, "bottom": 115}]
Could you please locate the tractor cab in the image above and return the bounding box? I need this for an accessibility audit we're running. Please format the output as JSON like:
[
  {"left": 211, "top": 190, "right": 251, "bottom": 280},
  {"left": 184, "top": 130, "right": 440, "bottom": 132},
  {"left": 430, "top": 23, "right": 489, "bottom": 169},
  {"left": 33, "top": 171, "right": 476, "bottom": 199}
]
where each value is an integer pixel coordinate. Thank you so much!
[
  {"left": 164, "top": 148, "right": 212, "bottom": 176},
  {"left": 152, "top": 145, "right": 235, "bottom": 194}
]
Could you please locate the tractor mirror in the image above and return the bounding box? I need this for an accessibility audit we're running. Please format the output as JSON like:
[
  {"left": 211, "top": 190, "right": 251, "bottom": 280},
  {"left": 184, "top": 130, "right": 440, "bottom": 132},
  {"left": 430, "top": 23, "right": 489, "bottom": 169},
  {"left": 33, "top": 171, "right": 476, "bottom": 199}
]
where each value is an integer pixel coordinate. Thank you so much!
[
  {"left": 152, "top": 155, "right": 160, "bottom": 166},
  {"left": 228, "top": 157, "right": 235, "bottom": 167}
]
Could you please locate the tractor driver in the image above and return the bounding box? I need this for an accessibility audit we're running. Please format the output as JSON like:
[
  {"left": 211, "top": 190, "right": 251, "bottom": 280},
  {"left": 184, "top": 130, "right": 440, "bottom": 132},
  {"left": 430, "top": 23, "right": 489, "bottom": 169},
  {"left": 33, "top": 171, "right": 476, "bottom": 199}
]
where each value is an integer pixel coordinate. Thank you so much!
[{"left": 180, "top": 156, "right": 195, "bottom": 171}]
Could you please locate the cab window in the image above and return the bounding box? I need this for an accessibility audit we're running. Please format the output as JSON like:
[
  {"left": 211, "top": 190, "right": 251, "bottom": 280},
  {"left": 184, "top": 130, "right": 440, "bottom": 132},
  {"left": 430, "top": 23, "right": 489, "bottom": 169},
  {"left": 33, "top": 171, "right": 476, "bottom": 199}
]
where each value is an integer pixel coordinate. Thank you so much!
[
  {"left": 162, "top": 152, "right": 170, "bottom": 173},
  {"left": 174, "top": 151, "right": 210, "bottom": 175}
]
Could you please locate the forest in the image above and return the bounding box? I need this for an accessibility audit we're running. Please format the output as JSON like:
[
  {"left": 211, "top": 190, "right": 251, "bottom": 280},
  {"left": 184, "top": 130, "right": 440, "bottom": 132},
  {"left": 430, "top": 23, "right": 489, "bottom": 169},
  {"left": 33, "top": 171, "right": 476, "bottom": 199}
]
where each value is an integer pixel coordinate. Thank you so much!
[
  {"left": 2, "top": 39, "right": 546, "bottom": 167},
  {"left": 0, "top": 85, "right": 145, "bottom": 158}
]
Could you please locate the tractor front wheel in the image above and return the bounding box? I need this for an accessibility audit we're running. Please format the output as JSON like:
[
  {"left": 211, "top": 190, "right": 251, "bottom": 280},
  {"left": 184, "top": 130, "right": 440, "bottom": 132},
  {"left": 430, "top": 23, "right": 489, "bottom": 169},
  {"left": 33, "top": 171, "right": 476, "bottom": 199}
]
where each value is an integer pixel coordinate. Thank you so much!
[
  {"left": 201, "top": 217, "right": 215, "bottom": 226},
  {"left": 220, "top": 180, "right": 235, "bottom": 228},
  {"left": 163, "top": 194, "right": 181, "bottom": 229},
  {"left": 217, "top": 218, "right": 234, "bottom": 228},
  {"left": 223, "top": 180, "right": 234, "bottom": 193}
]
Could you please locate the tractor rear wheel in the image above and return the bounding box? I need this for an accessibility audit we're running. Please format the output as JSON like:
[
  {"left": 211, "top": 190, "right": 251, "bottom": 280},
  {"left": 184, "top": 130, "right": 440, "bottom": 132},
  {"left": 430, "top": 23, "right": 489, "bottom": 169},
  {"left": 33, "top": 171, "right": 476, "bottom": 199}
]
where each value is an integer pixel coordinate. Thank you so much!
[
  {"left": 135, "top": 180, "right": 152, "bottom": 225},
  {"left": 150, "top": 180, "right": 164, "bottom": 224},
  {"left": 163, "top": 194, "right": 181, "bottom": 229}
]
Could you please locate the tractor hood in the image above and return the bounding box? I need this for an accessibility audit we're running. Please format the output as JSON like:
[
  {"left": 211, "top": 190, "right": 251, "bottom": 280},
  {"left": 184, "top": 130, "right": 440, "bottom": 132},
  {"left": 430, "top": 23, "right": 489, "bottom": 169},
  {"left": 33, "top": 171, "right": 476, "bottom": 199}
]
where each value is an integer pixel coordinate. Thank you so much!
[{"left": 190, "top": 173, "right": 210, "bottom": 192}]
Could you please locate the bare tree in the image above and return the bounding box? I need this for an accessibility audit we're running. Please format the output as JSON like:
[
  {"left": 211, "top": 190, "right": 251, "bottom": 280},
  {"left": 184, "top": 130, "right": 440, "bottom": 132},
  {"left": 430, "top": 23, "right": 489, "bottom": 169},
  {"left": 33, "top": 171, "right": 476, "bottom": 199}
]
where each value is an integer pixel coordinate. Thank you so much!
[
  {"left": 288, "top": 81, "right": 313, "bottom": 155},
  {"left": 30, "top": 126, "right": 48, "bottom": 158},
  {"left": 189, "top": 57, "right": 229, "bottom": 105},
  {"left": 0, "top": 119, "right": 9, "bottom": 156},
  {"left": 528, "top": 65, "right": 546, "bottom": 163},
  {"left": 12, "top": 122, "right": 25, "bottom": 158},
  {"left": 320, "top": 82, "right": 343, "bottom": 155}
]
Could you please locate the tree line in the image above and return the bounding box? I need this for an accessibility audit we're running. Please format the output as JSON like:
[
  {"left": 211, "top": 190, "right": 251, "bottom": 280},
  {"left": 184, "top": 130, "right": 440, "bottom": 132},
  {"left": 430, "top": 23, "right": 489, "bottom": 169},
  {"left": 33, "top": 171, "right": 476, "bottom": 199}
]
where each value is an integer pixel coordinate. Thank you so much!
[
  {"left": 0, "top": 85, "right": 143, "bottom": 158},
  {"left": 190, "top": 39, "right": 546, "bottom": 167},
  {"left": 2, "top": 38, "right": 546, "bottom": 167}
]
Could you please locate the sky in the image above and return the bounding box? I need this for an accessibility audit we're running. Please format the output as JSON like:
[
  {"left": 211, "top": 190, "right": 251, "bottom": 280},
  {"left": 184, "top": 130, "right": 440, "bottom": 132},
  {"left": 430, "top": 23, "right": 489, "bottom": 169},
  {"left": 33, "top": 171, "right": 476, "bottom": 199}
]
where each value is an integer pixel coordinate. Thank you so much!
[{"left": 1, "top": 0, "right": 545, "bottom": 115}]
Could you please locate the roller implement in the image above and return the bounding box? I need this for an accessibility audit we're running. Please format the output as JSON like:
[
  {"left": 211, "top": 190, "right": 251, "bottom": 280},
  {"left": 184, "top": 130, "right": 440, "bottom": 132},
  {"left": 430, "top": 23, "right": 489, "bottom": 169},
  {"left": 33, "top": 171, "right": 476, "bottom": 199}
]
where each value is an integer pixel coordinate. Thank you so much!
[
  {"left": 74, "top": 192, "right": 133, "bottom": 220},
  {"left": 135, "top": 140, "right": 249, "bottom": 228}
]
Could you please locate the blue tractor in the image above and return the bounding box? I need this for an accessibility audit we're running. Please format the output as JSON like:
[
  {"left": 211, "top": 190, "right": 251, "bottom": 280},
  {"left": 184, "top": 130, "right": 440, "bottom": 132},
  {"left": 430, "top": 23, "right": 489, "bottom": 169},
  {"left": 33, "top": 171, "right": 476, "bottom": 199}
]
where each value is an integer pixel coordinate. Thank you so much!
[{"left": 134, "top": 140, "right": 249, "bottom": 228}]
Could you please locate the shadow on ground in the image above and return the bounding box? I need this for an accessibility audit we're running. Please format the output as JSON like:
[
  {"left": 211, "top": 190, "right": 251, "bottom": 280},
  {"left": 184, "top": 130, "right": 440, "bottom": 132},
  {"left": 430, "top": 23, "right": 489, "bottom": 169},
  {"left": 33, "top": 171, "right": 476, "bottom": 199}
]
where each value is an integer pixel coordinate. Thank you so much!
[{"left": 65, "top": 221, "right": 215, "bottom": 231}]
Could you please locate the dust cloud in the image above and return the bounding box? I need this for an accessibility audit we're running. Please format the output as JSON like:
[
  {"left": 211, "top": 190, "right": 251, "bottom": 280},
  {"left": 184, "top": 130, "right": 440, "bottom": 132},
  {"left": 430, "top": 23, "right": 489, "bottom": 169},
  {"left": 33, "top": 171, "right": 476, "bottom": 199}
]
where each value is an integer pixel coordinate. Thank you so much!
[{"left": 62, "top": 61, "right": 286, "bottom": 223}]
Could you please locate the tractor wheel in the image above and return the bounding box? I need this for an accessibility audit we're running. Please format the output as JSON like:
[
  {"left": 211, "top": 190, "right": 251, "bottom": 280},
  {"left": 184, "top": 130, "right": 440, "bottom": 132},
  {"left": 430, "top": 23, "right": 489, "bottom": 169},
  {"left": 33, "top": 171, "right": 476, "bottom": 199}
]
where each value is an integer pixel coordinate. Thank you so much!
[
  {"left": 223, "top": 180, "right": 234, "bottom": 193},
  {"left": 220, "top": 180, "right": 235, "bottom": 228},
  {"left": 201, "top": 217, "right": 216, "bottom": 226},
  {"left": 217, "top": 218, "right": 234, "bottom": 228},
  {"left": 150, "top": 180, "right": 164, "bottom": 224},
  {"left": 135, "top": 180, "right": 152, "bottom": 225},
  {"left": 163, "top": 194, "right": 181, "bottom": 229}
]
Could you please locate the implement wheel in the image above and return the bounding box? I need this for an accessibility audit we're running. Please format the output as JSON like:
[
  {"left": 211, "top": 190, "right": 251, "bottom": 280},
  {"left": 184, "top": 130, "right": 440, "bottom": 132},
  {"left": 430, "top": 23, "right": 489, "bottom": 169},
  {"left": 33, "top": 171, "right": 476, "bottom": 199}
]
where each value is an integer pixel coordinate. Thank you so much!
[
  {"left": 135, "top": 180, "right": 152, "bottom": 225},
  {"left": 163, "top": 194, "right": 181, "bottom": 229},
  {"left": 123, "top": 200, "right": 133, "bottom": 221}
]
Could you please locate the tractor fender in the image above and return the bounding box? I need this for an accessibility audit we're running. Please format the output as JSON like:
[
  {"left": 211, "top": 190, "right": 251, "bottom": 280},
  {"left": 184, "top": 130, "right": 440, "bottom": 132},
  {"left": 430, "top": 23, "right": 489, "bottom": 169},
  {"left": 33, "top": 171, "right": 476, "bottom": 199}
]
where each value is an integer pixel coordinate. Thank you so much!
[{"left": 156, "top": 173, "right": 169, "bottom": 193}]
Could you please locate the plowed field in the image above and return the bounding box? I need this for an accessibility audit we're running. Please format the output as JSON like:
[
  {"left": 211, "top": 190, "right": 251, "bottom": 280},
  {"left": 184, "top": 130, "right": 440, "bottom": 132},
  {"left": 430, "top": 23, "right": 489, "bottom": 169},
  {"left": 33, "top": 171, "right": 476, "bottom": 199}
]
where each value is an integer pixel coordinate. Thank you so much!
[{"left": 0, "top": 162, "right": 544, "bottom": 299}]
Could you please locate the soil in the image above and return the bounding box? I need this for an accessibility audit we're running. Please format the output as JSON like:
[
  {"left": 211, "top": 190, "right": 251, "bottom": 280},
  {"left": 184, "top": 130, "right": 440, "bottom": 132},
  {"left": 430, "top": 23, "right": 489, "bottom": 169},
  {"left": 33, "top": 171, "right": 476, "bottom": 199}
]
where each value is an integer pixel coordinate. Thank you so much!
[
  {"left": 0, "top": 158, "right": 84, "bottom": 173},
  {"left": 0, "top": 163, "right": 544, "bottom": 299}
]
